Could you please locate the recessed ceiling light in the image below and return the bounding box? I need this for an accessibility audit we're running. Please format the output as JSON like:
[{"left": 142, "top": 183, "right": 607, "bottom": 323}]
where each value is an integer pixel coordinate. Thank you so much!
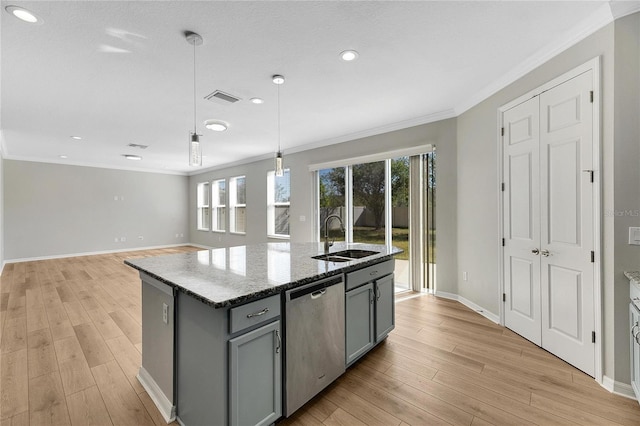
[
  {"left": 59, "top": 155, "right": 68, "bottom": 159},
  {"left": 250, "top": 98, "right": 264, "bottom": 104},
  {"left": 5, "top": 5, "right": 41, "bottom": 24},
  {"left": 340, "top": 50, "right": 359, "bottom": 61},
  {"left": 123, "top": 154, "right": 142, "bottom": 161},
  {"left": 204, "top": 119, "right": 228, "bottom": 132},
  {"left": 70, "top": 136, "right": 82, "bottom": 140}
]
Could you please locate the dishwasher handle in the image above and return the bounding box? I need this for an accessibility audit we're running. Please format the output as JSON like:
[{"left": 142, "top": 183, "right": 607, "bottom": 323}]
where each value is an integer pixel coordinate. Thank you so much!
[
  {"left": 287, "top": 275, "right": 343, "bottom": 301},
  {"left": 311, "top": 289, "right": 326, "bottom": 299}
]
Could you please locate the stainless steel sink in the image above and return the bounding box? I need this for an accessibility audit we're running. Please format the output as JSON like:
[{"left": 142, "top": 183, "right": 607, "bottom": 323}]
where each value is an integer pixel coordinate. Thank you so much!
[
  {"left": 312, "top": 249, "right": 378, "bottom": 262},
  {"left": 332, "top": 249, "right": 378, "bottom": 259},
  {"left": 311, "top": 254, "right": 352, "bottom": 262}
]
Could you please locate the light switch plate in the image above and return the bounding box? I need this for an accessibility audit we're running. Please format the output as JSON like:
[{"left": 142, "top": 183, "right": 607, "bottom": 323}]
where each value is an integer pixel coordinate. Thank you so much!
[{"left": 629, "top": 227, "right": 640, "bottom": 245}]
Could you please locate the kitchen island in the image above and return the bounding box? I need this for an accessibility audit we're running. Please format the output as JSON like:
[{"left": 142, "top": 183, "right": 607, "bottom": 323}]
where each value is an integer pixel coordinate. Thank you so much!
[{"left": 125, "top": 242, "right": 401, "bottom": 426}]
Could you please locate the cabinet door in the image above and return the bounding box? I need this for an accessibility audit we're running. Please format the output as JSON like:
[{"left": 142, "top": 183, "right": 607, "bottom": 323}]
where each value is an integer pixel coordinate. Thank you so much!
[
  {"left": 375, "top": 274, "right": 395, "bottom": 342},
  {"left": 229, "top": 320, "right": 282, "bottom": 426},
  {"left": 346, "top": 283, "right": 374, "bottom": 365},
  {"left": 631, "top": 305, "right": 640, "bottom": 401}
]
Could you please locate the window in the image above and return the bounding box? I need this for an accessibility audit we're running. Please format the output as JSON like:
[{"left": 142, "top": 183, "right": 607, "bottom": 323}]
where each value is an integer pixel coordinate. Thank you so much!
[
  {"left": 319, "top": 167, "right": 346, "bottom": 242},
  {"left": 196, "top": 182, "right": 210, "bottom": 231},
  {"left": 229, "top": 176, "right": 246, "bottom": 234},
  {"left": 267, "top": 169, "right": 290, "bottom": 238},
  {"left": 212, "top": 179, "right": 226, "bottom": 232}
]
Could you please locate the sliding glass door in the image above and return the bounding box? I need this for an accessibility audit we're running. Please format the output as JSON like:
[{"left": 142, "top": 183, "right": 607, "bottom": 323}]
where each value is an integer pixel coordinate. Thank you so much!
[{"left": 315, "top": 149, "right": 436, "bottom": 293}]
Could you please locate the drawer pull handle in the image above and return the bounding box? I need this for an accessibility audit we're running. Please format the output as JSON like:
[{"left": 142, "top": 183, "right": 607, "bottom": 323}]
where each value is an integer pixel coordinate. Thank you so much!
[
  {"left": 275, "top": 330, "right": 281, "bottom": 354},
  {"left": 246, "top": 308, "right": 269, "bottom": 318},
  {"left": 370, "top": 271, "right": 378, "bottom": 276},
  {"left": 311, "top": 289, "right": 326, "bottom": 299}
]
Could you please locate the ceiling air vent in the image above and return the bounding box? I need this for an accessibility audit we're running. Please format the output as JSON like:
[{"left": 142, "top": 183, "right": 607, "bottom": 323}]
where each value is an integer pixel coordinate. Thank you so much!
[
  {"left": 204, "top": 90, "right": 241, "bottom": 104},
  {"left": 128, "top": 143, "right": 148, "bottom": 149}
]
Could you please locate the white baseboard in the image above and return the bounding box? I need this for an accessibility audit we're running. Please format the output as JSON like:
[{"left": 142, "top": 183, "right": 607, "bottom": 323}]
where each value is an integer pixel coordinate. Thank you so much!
[
  {"left": 4, "top": 243, "right": 194, "bottom": 264},
  {"left": 435, "top": 290, "right": 500, "bottom": 324},
  {"left": 601, "top": 375, "right": 637, "bottom": 400},
  {"left": 137, "top": 366, "right": 175, "bottom": 423}
]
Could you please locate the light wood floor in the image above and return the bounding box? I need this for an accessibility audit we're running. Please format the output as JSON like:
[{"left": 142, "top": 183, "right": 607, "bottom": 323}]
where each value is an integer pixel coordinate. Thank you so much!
[{"left": 1, "top": 247, "right": 639, "bottom": 425}]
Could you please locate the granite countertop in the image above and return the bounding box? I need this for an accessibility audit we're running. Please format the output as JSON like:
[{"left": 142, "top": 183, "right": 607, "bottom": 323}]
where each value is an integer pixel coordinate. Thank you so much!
[
  {"left": 125, "top": 242, "right": 402, "bottom": 309},
  {"left": 625, "top": 271, "right": 640, "bottom": 287}
]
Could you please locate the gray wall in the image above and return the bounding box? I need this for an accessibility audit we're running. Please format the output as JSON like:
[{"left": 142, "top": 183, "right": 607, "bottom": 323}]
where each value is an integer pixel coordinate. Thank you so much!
[
  {"left": 189, "top": 118, "right": 458, "bottom": 293},
  {"left": 4, "top": 160, "right": 189, "bottom": 260},
  {"left": 457, "top": 15, "right": 640, "bottom": 385},
  {"left": 613, "top": 12, "right": 640, "bottom": 384}
]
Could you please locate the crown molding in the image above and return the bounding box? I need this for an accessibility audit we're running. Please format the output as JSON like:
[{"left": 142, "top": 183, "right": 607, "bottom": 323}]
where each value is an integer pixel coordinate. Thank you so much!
[
  {"left": 187, "top": 109, "right": 456, "bottom": 177},
  {"left": 609, "top": 1, "right": 640, "bottom": 20},
  {"left": 455, "top": 2, "right": 615, "bottom": 116},
  {"left": 3, "top": 154, "right": 188, "bottom": 176}
]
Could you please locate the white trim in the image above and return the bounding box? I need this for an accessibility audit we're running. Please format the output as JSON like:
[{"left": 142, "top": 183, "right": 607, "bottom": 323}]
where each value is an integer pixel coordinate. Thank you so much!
[
  {"left": 497, "top": 57, "right": 603, "bottom": 383},
  {"left": 308, "top": 144, "right": 433, "bottom": 172},
  {"left": 2, "top": 154, "right": 187, "bottom": 176},
  {"left": 3, "top": 243, "right": 191, "bottom": 264},
  {"left": 455, "top": 4, "right": 613, "bottom": 116},
  {"left": 137, "top": 366, "right": 176, "bottom": 423},
  {"left": 601, "top": 375, "right": 637, "bottom": 400},
  {"left": 609, "top": 1, "right": 640, "bottom": 20},
  {"left": 435, "top": 291, "right": 500, "bottom": 324},
  {"left": 0, "top": 130, "right": 7, "bottom": 158},
  {"left": 191, "top": 110, "right": 454, "bottom": 176}
]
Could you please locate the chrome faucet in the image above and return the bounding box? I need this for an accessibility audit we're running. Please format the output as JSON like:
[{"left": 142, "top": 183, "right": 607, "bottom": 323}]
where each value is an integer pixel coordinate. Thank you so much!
[{"left": 323, "top": 214, "right": 345, "bottom": 253}]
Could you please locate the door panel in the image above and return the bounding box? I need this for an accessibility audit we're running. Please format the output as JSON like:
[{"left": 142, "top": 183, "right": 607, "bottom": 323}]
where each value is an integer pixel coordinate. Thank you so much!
[
  {"left": 547, "top": 138, "right": 581, "bottom": 246},
  {"left": 503, "top": 96, "right": 541, "bottom": 345},
  {"left": 510, "top": 257, "right": 535, "bottom": 318},
  {"left": 509, "top": 152, "right": 533, "bottom": 240},
  {"left": 547, "top": 265, "right": 582, "bottom": 340},
  {"left": 540, "top": 70, "right": 594, "bottom": 375}
]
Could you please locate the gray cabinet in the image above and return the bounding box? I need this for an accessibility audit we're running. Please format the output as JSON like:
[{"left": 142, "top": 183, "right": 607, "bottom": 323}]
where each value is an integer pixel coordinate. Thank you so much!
[
  {"left": 138, "top": 273, "right": 176, "bottom": 422},
  {"left": 375, "top": 274, "right": 395, "bottom": 341},
  {"left": 177, "top": 294, "right": 282, "bottom": 426},
  {"left": 229, "top": 320, "right": 282, "bottom": 426},
  {"left": 631, "top": 303, "right": 640, "bottom": 401},
  {"left": 345, "top": 283, "right": 375, "bottom": 365},
  {"left": 345, "top": 261, "right": 395, "bottom": 366}
]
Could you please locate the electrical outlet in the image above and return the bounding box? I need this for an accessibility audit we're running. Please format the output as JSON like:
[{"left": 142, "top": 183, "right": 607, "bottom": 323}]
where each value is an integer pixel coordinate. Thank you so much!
[
  {"left": 138, "top": 236, "right": 144, "bottom": 240},
  {"left": 299, "top": 215, "right": 306, "bottom": 222},
  {"left": 114, "top": 237, "right": 119, "bottom": 243},
  {"left": 162, "top": 303, "right": 168, "bottom": 324},
  {"left": 120, "top": 236, "right": 126, "bottom": 242},
  {"left": 179, "top": 233, "right": 184, "bottom": 238}
]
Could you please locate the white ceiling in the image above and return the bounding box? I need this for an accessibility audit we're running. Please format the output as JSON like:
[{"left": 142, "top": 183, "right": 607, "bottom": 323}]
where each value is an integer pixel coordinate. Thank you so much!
[{"left": 1, "top": 1, "right": 636, "bottom": 175}]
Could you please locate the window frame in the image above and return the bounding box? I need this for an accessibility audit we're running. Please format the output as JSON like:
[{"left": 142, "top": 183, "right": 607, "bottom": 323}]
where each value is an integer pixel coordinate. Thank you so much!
[
  {"left": 211, "top": 178, "right": 227, "bottom": 233},
  {"left": 196, "top": 181, "right": 210, "bottom": 231},
  {"left": 267, "top": 169, "right": 291, "bottom": 239},
  {"left": 229, "top": 175, "right": 247, "bottom": 235}
]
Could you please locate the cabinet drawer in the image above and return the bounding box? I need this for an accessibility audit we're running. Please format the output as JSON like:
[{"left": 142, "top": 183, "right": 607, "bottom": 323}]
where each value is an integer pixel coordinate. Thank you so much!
[
  {"left": 345, "top": 259, "right": 394, "bottom": 291},
  {"left": 229, "top": 295, "right": 281, "bottom": 334}
]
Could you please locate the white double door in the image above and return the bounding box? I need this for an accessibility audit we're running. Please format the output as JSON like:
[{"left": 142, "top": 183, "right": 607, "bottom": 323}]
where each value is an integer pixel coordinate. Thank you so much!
[{"left": 503, "top": 70, "right": 595, "bottom": 376}]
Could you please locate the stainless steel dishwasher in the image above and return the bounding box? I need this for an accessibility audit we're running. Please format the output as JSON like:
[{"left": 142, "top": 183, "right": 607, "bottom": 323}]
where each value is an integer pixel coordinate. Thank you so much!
[{"left": 285, "top": 275, "right": 345, "bottom": 416}]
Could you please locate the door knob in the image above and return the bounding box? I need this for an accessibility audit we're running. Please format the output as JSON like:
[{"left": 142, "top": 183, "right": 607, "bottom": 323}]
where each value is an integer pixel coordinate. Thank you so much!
[
  {"left": 541, "top": 249, "right": 550, "bottom": 257},
  {"left": 531, "top": 248, "right": 540, "bottom": 255}
]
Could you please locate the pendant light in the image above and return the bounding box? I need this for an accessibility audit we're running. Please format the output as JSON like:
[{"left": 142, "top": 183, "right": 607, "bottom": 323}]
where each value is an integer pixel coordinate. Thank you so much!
[
  {"left": 273, "top": 74, "right": 285, "bottom": 177},
  {"left": 186, "top": 31, "right": 203, "bottom": 167}
]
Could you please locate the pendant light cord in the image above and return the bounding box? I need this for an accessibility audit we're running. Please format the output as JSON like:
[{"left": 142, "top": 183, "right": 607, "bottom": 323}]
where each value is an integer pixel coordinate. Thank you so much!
[
  {"left": 193, "top": 41, "right": 197, "bottom": 134},
  {"left": 277, "top": 82, "right": 281, "bottom": 152}
]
